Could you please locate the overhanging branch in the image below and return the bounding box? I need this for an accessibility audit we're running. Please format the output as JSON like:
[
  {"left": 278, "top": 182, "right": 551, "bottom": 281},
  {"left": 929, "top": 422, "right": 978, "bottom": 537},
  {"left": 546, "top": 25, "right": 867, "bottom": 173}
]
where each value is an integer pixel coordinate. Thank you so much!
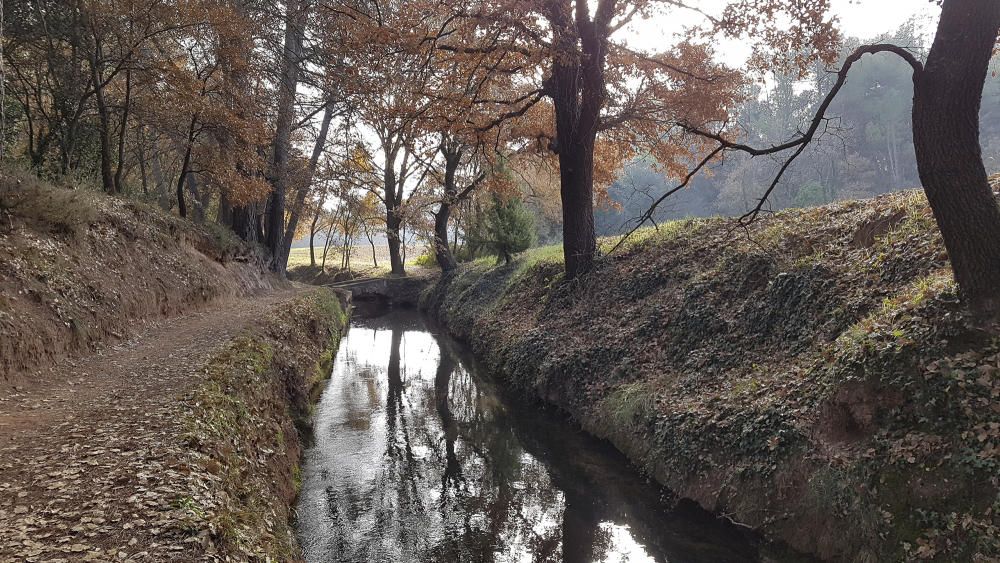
[{"left": 612, "top": 42, "right": 924, "bottom": 248}]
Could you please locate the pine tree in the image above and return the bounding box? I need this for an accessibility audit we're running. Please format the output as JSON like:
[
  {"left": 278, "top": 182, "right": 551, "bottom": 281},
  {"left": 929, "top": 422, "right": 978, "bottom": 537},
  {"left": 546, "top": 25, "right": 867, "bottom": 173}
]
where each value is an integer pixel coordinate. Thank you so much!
[{"left": 469, "top": 195, "right": 535, "bottom": 264}]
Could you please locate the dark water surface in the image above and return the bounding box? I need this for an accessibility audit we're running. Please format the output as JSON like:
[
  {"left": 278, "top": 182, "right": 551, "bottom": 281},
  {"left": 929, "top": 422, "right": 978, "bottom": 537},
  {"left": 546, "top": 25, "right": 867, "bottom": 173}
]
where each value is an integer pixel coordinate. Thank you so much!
[{"left": 296, "top": 308, "right": 779, "bottom": 563}]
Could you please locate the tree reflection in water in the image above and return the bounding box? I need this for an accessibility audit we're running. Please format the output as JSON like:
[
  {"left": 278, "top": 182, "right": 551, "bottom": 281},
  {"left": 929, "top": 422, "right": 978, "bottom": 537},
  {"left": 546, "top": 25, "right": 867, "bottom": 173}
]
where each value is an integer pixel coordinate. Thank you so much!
[{"left": 296, "top": 309, "right": 767, "bottom": 563}]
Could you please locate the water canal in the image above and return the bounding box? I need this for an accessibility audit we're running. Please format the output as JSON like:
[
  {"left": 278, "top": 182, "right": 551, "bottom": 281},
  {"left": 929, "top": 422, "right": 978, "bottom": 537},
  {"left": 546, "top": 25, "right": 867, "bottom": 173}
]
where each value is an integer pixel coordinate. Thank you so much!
[{"left": 295, "top": 307, "right": 792, "bottom": 563}]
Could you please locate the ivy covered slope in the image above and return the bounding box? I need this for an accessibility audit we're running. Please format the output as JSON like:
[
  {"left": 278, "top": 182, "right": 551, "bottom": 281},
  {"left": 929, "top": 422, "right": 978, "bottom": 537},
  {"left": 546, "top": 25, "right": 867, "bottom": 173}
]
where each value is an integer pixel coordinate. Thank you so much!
[
  {"left": 423, "top": 191, "right": 1000, "bottom": 562},
  {"left": 180, "top": 289, "right": 348, "bottom": 561}
]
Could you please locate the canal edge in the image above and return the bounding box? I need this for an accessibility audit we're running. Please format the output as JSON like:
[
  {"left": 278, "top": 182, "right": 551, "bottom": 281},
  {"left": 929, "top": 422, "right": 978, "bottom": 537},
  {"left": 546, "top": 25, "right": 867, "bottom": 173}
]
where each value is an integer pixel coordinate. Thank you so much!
[{"left": 179, "top": 287, "right": 350, "bottom": 561}]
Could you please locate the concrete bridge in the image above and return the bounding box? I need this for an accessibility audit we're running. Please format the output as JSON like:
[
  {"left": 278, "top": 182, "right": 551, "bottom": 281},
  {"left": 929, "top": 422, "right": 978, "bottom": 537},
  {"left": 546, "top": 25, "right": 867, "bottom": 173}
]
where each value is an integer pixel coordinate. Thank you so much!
[{"left": 326, "top": 275, "right": 434, "bottom": 306}]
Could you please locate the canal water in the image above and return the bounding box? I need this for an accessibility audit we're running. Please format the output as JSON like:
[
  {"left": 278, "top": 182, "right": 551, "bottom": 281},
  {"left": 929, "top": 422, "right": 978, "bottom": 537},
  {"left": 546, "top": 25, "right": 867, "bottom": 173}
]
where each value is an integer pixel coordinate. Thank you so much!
[{"left": 295, "top": 307, "right": 782, "bottom": 563}]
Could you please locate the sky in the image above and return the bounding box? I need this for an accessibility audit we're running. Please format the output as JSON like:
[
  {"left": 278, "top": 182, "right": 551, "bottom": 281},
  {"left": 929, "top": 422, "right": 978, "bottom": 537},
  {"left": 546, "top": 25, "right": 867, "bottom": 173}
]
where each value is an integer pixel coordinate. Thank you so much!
[
  {"left": 832, "top": 0, "right": 939, "bottom": 39},
  {"left": 626, "top": 0, "right": 941, "bottom": 65}
]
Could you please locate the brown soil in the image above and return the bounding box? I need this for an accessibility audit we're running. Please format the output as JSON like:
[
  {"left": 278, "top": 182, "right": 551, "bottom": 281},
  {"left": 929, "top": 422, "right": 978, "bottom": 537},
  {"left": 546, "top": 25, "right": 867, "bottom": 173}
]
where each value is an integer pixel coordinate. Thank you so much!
[
  {"left": 0, "top": 288, "right": 305, "bottom": 562},
  {"left": 0, "top": 173, "right": 276, "bottom": 387}
]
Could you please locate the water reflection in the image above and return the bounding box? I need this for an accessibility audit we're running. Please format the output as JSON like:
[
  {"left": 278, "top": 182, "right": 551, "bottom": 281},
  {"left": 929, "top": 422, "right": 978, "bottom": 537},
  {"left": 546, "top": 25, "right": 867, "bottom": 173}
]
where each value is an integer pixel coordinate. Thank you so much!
[{"left": 297, "top": 309, "right": 771, "bottom": 563}]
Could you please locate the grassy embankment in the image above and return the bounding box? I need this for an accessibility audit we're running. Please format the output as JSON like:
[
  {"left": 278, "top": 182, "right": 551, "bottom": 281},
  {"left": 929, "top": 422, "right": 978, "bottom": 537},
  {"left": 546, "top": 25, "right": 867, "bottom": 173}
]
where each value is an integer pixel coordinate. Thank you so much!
[
  {"left": 422, "top": 190, "right": 1000, "bottom": 562},
  {"left": 178, "top": 289, "right": 349, "bottom": 561}
]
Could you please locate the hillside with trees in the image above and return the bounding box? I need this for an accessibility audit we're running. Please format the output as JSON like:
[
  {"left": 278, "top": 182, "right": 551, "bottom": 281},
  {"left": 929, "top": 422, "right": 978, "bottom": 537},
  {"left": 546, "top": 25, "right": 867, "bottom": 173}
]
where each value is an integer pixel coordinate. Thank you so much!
[{"left": 596, "top": 21, "right": 1000, "bottom": 232}]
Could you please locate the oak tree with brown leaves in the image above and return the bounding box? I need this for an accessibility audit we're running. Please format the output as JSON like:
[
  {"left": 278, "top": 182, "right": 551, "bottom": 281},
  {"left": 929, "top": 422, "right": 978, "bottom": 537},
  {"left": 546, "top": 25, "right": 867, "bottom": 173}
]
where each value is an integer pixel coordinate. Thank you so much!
[{"left": 413, "top": 0, "right": 838, "bottom": 278}]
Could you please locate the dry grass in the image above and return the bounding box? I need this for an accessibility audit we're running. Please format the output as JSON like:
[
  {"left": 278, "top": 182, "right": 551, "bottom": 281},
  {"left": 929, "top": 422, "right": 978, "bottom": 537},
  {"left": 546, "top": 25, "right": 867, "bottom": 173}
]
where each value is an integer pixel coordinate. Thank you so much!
[
  {"left": 288, "top": 243, "right": 431, "bottom": 274},
  {"left": 0, "top": 169, "right": 99, "bottom": 238}
]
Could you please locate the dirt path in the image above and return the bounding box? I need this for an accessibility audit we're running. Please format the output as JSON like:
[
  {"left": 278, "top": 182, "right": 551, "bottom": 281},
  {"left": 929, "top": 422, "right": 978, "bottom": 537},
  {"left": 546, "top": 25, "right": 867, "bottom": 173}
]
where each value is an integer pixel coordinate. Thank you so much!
[{"left": 0, "top": 288, "right": 305, "bottom": 562}]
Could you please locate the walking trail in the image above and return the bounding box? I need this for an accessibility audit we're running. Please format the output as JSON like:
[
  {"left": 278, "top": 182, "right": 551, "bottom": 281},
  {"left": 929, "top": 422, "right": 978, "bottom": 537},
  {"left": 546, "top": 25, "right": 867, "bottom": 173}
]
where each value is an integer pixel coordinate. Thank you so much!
[{"left": 0, "top": 288, "right": 304, "bottom": 562}]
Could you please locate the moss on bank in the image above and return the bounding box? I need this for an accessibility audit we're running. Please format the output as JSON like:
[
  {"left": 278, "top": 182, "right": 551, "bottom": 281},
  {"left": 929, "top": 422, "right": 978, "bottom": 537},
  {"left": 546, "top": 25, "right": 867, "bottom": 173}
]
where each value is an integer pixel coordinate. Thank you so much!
[
  {"left": 422, "top": 191, "right": 1000, "bottom": 562},
  {"left": 178, "top": 289, "right": 349, "bottom": 561}
]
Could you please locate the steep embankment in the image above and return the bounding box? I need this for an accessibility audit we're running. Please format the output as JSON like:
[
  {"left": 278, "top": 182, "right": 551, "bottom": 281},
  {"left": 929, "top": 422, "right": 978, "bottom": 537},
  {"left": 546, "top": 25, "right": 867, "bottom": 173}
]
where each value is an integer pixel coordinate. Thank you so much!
[
  {"left": 0, "top": 288, "right": 347, "bottom": 561},
  {"left": 0, "top": 171, "right": 274, "bottom": 386},
  {"left": 0, "top": 173, "right": 351, "bottom": 560},
  {"left": 423, "top": 191, "right": 1000, "bottom": 562}
]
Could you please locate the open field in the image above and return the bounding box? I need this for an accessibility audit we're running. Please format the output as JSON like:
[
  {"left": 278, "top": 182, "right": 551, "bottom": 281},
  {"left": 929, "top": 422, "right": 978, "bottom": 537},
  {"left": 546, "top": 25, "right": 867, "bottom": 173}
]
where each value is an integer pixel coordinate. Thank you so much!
[{"left": 287, "top": 244, "right": 431, "bottom": 273}]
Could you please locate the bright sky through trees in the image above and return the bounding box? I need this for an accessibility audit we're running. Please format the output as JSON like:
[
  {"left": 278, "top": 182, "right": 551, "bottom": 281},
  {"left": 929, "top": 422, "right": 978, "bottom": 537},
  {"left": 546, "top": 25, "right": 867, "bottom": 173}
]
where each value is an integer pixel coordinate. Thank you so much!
[{"left": 626, "top": 0, "right": 939, "bottom": 65}]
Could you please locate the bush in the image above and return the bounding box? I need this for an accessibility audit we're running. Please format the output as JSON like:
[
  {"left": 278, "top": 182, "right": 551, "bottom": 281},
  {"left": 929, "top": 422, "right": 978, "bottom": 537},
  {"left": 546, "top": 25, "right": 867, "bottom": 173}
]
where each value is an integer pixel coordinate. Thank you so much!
[
  {"left": 0, "top": 168, "right": 98, "bottom": 238},
  {"left": 413, "top": 251, "right": 437, "bottom": 267}
]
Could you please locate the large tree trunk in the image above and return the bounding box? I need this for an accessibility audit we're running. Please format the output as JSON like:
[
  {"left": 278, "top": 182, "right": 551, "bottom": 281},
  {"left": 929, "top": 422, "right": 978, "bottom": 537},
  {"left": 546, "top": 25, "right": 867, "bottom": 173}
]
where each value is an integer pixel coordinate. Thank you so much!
[
  {"left": 266, "top": 0, "right": 306, "bottom": 275},
  {"left": 175, "top": 115, "right": 198, "bottom": 219},
  {"left": 912, "top": 0, "right": 1000, "bottom": 313},
  {"left": 434, "top": 204, "right": 458, "bottom": 271},
  {"left": 383, "top": 157, "right": 406, "bottom": 275},
  {"left": 557, "top": 136, "right": 597, "bottom": 278},
  {"left": 231, "top": 203, "right": 261, "bottom": 243},
  {"left": 217, "top": 190, "right": 233, "bottom": 225},
  {"left": 387, "top": 209, "right": 405, "bottom": 275},
  {"left": 546, "top": 0, "right": 610, "bottom": 279},
  {"left": 176, "top": 149, "right": 191, "bottom": 219},
  {"left": 434, "top": 147, "right": 461, "bottom": 271}
]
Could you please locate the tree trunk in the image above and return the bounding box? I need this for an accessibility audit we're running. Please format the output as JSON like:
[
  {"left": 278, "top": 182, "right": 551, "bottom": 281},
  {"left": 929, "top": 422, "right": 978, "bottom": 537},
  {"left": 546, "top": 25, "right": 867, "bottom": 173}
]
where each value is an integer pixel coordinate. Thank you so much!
[
  {"left": 217, "top": 190, "right": 232, "bottom": 224},
  {"left": 387, "top": 208, "right": 404, "bottom": 275},
  {"left": 384, "top": 157, "right": 405, "bottom": 275},
  {"left": 281, "top": 98, "right": 335, "bottom": 262},
  {"left": 321, "top": 219, "right": 335, "bottom": 270},
  {"left": 308, "top": 206, "right": 321, "bottom": 267},
  {"left": 401, "top": 224, "right": 407, "bottom": 264},
  {"left": 176, "top": 115, "right": 198, "bottom": 219},
  {"left": 113, "top": 68, "right": 132, "bottom": 194},
  {"left": 912, "top": 0, "right": 1000, "bottom": 313},
  {"left": 137, "top": 126, "right": 149, "bottom": 195},
  {"left": 434, "top": 143, "right": 462, "bottom": 272},
  {"left": 546, "top": 0, "right": 609, "bottom": 279},
  {"left": 266, "top": 0, "right": 307, "bottom": 275},
  {"left": 557, "top": 136, "right": 597, "bottom": 278},
  {"left": 89, "top": 37, "right": 115, "bottom": 194},
  {"left": 189, "top": 174, "right": 207, "bottom": 222},
  {"left": 231, "top": 204, "right": 260, "bottom": 243},
  {"left": 434, "top": 204, "right": 458, "bottom": 271},
  {"left": 151, "top": 152, "right": 169, "bottom": 209},
  {"left": 176, "top": 149, "right": 191, "bottom": 219}
]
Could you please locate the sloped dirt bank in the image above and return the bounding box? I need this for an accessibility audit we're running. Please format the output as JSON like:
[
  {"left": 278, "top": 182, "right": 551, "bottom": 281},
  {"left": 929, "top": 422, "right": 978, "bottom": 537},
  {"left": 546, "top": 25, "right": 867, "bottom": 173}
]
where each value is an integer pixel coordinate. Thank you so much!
[
  {"left": 0, "top": 171, "right": 277, "bottom": 387},
  {"left": 180, "top": 289, "right": 349, "bottom": 560},
  {"left": 0, "top": 288, "right": 348, "bottom": 562},
  {"left": 422, "top": 191, "right": 999, "bottom": 562}
]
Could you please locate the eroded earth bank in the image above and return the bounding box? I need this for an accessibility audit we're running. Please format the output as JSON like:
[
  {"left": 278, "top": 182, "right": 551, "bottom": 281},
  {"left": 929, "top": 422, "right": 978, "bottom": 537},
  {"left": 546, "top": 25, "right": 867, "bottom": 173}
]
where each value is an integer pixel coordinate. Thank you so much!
[{"left": 0, "top": 179, "right": 348, "bottom": 561}]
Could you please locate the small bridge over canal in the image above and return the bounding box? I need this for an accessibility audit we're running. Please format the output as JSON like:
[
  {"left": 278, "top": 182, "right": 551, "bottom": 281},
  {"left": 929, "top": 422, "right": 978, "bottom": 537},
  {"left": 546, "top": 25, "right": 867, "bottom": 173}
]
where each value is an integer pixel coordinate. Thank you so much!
[{"left": 326, "top": 275, "right": 433, "bottom": 306}]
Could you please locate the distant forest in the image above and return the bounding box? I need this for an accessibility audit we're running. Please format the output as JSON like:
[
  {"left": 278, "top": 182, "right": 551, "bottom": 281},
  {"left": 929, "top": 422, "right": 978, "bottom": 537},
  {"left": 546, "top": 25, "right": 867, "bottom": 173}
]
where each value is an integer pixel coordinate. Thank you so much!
[{"left": 589, "top": 23, "right": 1000, "bottom": 237}]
